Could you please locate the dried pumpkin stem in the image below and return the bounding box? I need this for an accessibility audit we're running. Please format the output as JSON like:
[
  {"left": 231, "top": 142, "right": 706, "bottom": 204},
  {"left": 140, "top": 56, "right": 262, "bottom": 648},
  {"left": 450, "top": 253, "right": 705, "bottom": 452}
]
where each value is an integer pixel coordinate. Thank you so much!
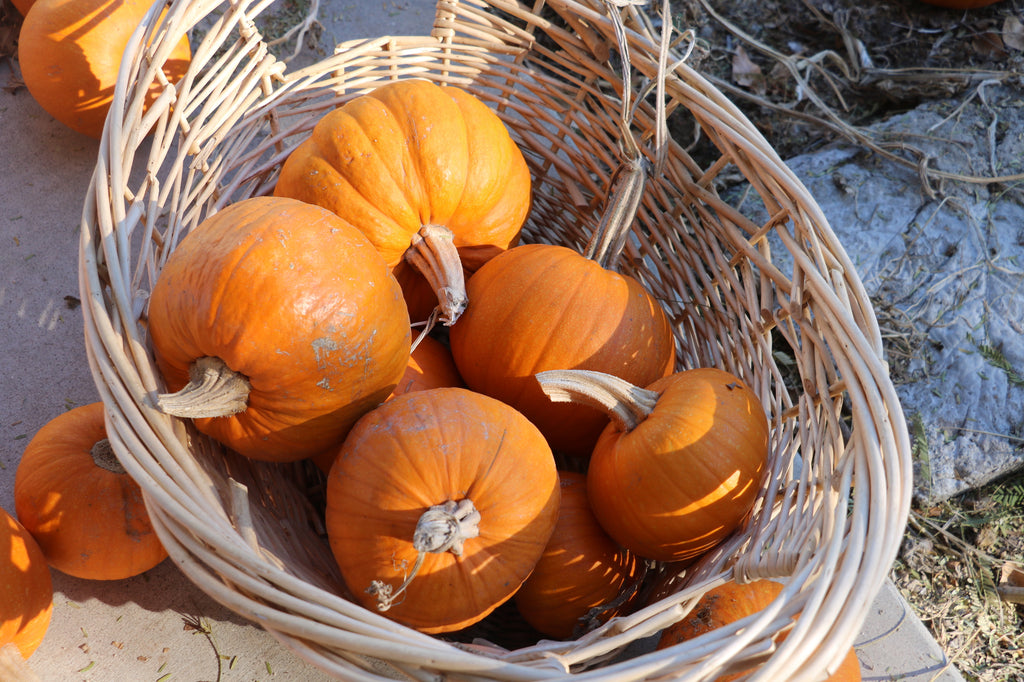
[
  {"left": 90, "top": 439, "right": 126, "bottom": 474},
  {"left": 405, "top": 224, "right": 467, "bottom": 326},
  {"left": 583, "top": 0, "right": 676, "bottom": 270},
  {"left": 535, "top": 369, "right": 659, "bottom": 432},
  {"left": 583, "top": 159, "right": 647, "bottom": 269},
  {"left": 368, "top": 499, "right": 480, "bottom": 612},
  {"left": 156, "top": 356, "right": 251, "bottom": 419}
]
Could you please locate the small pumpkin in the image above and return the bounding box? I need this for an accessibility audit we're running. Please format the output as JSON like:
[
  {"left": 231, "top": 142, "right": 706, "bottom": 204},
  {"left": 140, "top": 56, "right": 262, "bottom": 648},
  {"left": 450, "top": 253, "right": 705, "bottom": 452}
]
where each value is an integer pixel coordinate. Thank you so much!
[
  {"left": 394, "top": 331, "right": 465, "bottom": 397},
  {"left": 310, "top": 329, "right": 463, "bottom": 473},
  {"left": 0, "top": 507, "right": 52, "bottom": 660},
  {"left": 149, "top": 196, "right": 411, "bottom": 462},
  {"left": 449, "top": 243, "right": 676, "bottom": 457},
  {"left": 514, "top": 471, "right": 640, "bottom": 640},
  {"left": 14, "top": 403, "right": 167, "bottom": 580},
  {"left": 536, "top": 368, "right": 769, "bottom": 562},
  {"left": 274, "top": 79, "right": 532, "bottom": 326},
  {"left": 325, "top": 387, "right": 560, "bottom": 633},
  {"left": 656, "top": 579, "right": 862, "bottom": 681},
  {"left": 18, "top": 0, "right": 192, "bottom": 139}
]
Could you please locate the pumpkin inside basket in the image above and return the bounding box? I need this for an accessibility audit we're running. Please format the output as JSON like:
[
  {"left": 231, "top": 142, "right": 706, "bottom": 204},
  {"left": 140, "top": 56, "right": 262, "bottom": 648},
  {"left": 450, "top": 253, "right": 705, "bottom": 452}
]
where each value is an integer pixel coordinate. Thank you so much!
[{"left": 78, "top": 0, "right": 912, "bottom": 680}]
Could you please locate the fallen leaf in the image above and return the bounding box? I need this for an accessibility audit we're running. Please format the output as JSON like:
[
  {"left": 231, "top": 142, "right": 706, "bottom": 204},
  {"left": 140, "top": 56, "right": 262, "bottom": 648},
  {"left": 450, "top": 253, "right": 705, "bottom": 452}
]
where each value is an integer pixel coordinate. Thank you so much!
[
  {"left": 973, "top": 23, "right": 1007, "bottom": 60},
  {"left": 1001, "top": 562, "right": 1023, "bottom": 586},
  {"left": 998, "top": 562, "right": 1024, "bottom": 604},
  {"left": 732, "top": 45, "right": 766, "bottom": 95},
  {"left": 1004, "top": 16, "right": 1024, "bottom": 52}
]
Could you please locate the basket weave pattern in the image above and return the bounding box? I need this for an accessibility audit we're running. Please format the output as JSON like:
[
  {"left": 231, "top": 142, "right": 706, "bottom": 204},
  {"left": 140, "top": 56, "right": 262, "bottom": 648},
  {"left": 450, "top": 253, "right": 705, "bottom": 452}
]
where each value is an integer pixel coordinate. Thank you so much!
[{"left": 79, "top": 0, "right": 912, "bottom": 679}]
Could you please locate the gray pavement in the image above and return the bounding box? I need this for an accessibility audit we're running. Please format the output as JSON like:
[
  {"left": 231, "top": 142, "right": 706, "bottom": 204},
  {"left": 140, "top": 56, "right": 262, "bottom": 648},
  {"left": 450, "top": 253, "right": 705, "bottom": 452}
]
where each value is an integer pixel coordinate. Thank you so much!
[{"left": 0, "top": 0, "right": 966, "bottom": 679}]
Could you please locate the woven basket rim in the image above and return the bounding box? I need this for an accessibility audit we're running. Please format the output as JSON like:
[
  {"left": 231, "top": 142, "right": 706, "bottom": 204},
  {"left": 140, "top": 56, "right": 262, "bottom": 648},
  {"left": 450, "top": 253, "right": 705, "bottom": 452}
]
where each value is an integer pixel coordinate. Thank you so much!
[{"left": 78, "top": 0, "right": 913, "bottom": 679}]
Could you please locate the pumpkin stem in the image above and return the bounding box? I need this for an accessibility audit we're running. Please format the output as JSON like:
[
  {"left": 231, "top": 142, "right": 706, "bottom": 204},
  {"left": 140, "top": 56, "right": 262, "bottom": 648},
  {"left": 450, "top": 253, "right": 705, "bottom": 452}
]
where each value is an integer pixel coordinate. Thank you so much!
[
  {"left": 90, "top": 439, "right": 126, "bottom": 474},
  {"left": 156, "top": 356, "right": 251, "bottom": 418},
  {"left": 368, "top": 498, "right": 480, "bottom": 611},
  {"left": 535, "top": 369, "right": 659, "bottom": 432},
  {"left": 405, "top": 224, "right": 467, "bottom": 326},
  {"left": 582, "top": 159, "right": 647, "bottom": 270},
  {"left": 583, "top": 0, "right": 679, "bottom": 271}
]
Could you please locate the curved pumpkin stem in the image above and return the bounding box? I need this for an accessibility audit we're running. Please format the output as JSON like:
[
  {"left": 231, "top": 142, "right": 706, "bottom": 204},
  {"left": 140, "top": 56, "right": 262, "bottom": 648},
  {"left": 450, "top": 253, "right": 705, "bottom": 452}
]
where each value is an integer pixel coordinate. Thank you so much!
[
  {"left": 582, "top": 159, "right": 647, "bottom": 270},
  {"left": 368, "top": 498, "right": 480, "bottom": 612},
  {"left": 535, "top": 369, "right": 660, "bottom": 433},
  {"left": 90, "top": 439, "right": 126, "bottom": 475},
  {"left": 583, "top": 0, "right": 677, "bottom": 271},
  {"left": 156, "top": 356, "right": 251, "bottom": 419},
  {"left": 405, "top": 224, "right": 467, "bottom": 326}
]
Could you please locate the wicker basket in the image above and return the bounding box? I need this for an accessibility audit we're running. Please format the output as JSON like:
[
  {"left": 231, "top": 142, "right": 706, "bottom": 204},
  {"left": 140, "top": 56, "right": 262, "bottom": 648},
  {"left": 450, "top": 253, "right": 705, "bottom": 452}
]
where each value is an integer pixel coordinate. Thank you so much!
[{"left": 79, "top": 0, "right": 912, "bottom": 679}]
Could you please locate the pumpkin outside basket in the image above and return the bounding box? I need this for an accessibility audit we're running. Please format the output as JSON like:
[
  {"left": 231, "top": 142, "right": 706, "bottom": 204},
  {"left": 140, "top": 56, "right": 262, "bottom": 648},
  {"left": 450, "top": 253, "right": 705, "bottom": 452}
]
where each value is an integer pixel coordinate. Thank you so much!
[{"left": 78, "top": 0, "right": 913, "bottom": 679}]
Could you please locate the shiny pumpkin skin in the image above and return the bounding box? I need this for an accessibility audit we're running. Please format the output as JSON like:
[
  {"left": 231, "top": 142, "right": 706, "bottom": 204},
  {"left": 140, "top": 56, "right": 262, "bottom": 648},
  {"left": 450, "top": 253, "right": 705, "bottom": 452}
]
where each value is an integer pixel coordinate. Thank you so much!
[
  {"left": 273, "top": 79, "right": 531, "bottom": 284},
  {"left": 514, "top": 471, "right": 639, "bottom": 639},
  {"left": 325, "top": 387, "right": 560, "bottom": 634},
  {"left": 148, "top": 196, "right": 411, "bottom": 462},
  {"left": 0, "top": 507, "right": 52, "bottom": 659},
  {"left": 14, "top": 403, "right": 167, "bottom": 580},
  {"left": 587, "top": 368, "right": 769, "bottom": 562},
  {"left": 18, "top": 0, "right": 192, "bottom": 138},
  {"left": 449, "top": 243, "right": 676, "bottom": 457},
  {"left": 657, "top": 579, "right": 862, "bottom": 682}
]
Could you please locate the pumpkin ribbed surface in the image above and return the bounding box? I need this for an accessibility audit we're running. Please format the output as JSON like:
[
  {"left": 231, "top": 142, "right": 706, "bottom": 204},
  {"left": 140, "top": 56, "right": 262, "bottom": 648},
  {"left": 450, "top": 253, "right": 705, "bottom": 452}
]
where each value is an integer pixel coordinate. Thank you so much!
[
  {"left": 450, "top": 243, "right": 676, "bottom": 457},
  {"left": 274, "top": 79, "right": 531, "bottom": 325},
  {"left": 586, "top": 368, "right": 769, "bottom": 562},
  {"left": 148, "top": 196, "right": 411, "bottom": 462},
  {"left": 325, "top": 387, "right": 560, "bottom": 634}
]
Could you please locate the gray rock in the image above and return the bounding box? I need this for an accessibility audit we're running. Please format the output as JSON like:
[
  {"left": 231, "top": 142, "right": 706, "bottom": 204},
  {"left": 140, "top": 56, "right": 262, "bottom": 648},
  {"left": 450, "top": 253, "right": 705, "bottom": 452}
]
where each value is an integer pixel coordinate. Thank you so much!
[{"left": 746, "top": 85, "right": 1024, "bottom": 504}]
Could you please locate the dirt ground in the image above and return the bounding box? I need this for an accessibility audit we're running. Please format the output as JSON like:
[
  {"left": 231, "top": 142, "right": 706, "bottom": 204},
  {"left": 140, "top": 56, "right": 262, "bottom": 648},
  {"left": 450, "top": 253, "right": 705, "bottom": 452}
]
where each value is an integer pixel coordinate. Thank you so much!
[{"left": 673, "top": 0, "right": 1024, "bottom": 161}]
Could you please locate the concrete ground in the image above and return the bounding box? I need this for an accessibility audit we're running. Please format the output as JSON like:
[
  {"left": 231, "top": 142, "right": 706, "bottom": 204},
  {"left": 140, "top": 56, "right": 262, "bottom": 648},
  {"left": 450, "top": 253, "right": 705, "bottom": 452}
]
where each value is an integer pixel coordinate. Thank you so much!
[{"left": 0, "top": 0, "right": 967, "bottom": 679}]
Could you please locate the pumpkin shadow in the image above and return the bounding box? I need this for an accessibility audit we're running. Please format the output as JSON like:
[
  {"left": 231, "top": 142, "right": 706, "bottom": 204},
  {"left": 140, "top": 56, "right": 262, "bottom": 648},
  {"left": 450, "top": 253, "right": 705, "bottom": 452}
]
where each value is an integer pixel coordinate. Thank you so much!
[{"left": 50, "top": 558, "right": 262, "bottom": 630}]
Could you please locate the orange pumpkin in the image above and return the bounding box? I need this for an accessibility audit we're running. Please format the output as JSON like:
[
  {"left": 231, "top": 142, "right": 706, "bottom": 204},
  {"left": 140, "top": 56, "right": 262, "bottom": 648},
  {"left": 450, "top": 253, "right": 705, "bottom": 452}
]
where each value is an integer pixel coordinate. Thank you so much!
[
  {"left": 14, "top": 403, "right": 167, "bottom": 580},
  {"left": 514, "top": 471, "right": 640, "bottom": 639},
  {"left": 0, "top": 507, "right": 52, "bottom": 659},
  {"left": 149, "top": 196, "right": 411, "bottom": 462},
  {"left": 449, "top": 243, "right": 676, "bottom": 457},
  {"left": 310, "top": 330, "right": 463, "bottom": 473},
  {"left": 325, "top": 387, "right": 560, "bottom": 633},
  {"left": 273, "top": 79, "right": 532, "bottom": 326},
  {"left": 537, "top": 368, "right": 769, "bottom": 562},
  {"left": 657, "top": 579, "right": 862, "bottom": 681},
  {"left": 18, "top": 0, "right": 192, "bottom": 139},
  {"left": 395, "top": 332, "right": 465, "bottom": 396}
]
